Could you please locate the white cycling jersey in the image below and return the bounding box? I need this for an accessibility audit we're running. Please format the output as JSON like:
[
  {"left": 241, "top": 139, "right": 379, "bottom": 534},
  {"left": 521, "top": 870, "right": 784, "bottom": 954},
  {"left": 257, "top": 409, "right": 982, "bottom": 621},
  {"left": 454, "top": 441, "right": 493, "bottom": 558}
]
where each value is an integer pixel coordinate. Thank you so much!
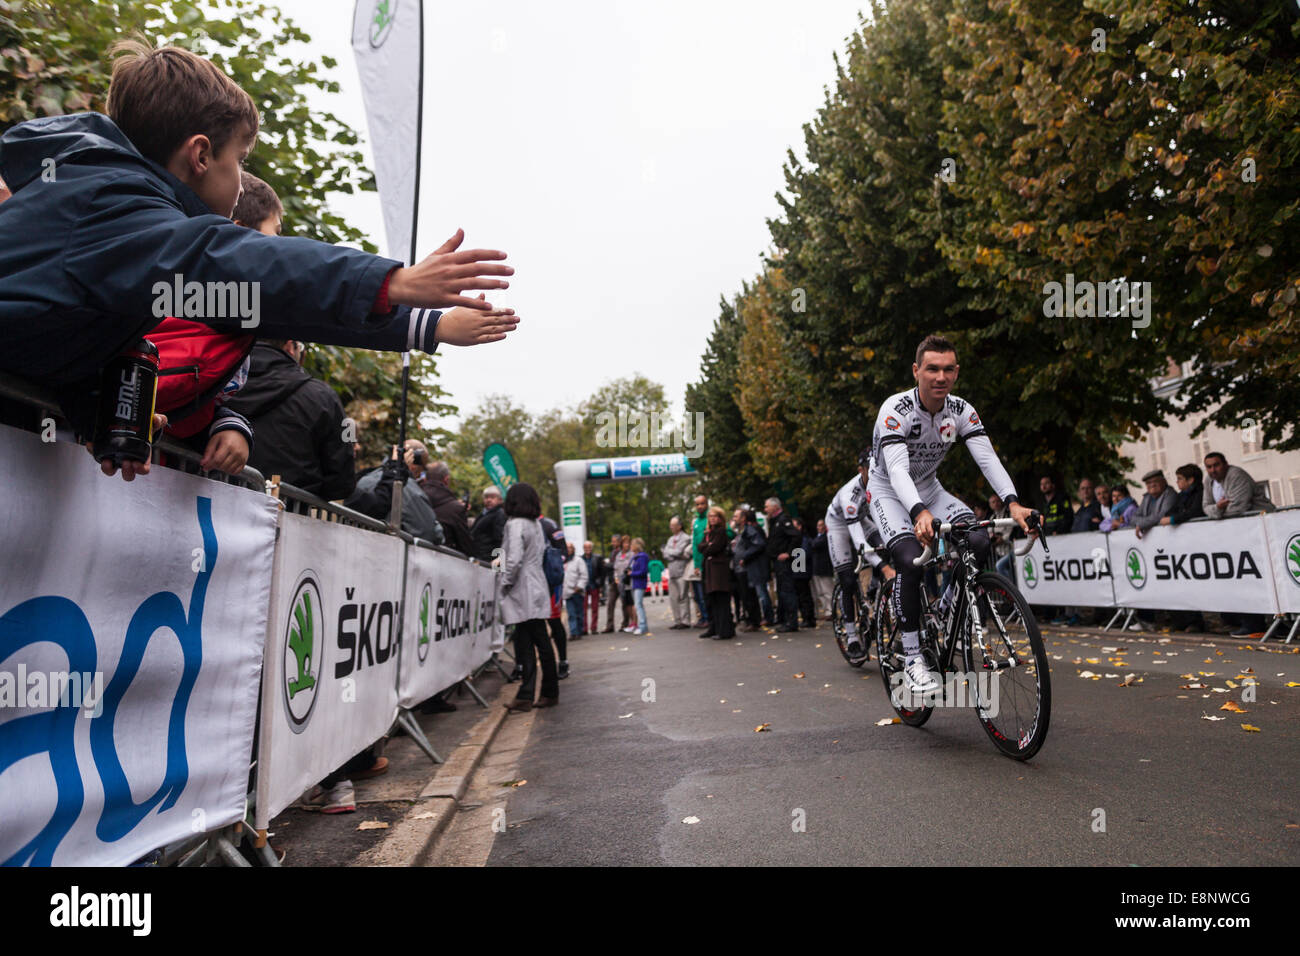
[
  {"left": 867, "top": 387, "right": 1018, "bottom": 521},
  {"left": 825, "top": 473, "right": 882, "bottom": 569}
]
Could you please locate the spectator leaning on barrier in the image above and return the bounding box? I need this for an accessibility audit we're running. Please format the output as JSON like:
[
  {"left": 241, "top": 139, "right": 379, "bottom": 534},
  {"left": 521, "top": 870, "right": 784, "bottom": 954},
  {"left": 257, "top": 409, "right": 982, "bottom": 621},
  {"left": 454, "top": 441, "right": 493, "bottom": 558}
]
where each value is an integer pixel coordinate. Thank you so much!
[
  {"left": 1101, "top": 484, "right": 1137, "bottom": 532},
  {"left": 224, "top": 337, "right": 355, "bottom": 500},
  {"left": 1161, "top": 464, "right": 1205, "bottom": 527},
  {"left": 1133, "top": 470, "right": 1178, "bottom": 539},
  {"left": 1071, "top": 478, "right": 1102, "bottom": 533},
  {"left": 791, "top": 516, "right": 816, "bottom": 628},
  {"left": 470, "top": 485, "right": 505, "bottom": 562},
  {"left": 664, "top": 516, "right": 693, "bottom": 629},
  {"left": 345, "top": 445, "right": 445, "bottom": 543},
  {"left": 412, "top": 454, "right": 474, "bottom": 555},
  {"left": 1038, "top": 475, "right": 1074, "bottom": 535},
  {"left": 501, "top": 483, "right": 558, "bottom": 711},
  {"left": 1094, "top": 482, "right": 1112, "bottom": 525},
  {"left": 0, "top": 43, "right": 518, "bottom": 482},
  {"left": 1202, "top": 452, "right": 1276, "bottom": 519}
]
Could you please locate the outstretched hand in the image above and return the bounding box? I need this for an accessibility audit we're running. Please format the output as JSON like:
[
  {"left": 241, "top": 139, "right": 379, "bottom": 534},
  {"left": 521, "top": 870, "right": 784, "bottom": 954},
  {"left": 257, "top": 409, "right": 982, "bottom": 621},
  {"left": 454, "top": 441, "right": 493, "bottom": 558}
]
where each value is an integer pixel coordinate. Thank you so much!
[
  {"left": 435, "top": 294, "right": 519, "bottom": 346},
  {"left": 388, "top": 229, "right": 513, "bottom": 310}
]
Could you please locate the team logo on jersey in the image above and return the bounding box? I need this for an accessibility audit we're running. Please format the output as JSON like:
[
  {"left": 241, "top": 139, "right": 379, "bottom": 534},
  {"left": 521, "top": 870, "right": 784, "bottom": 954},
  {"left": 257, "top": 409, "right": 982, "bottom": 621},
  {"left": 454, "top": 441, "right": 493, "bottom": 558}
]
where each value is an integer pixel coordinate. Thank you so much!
[
  {"left": 939, "top": 418, "right": 957, "bottom": 443},
  {"left": 885, "top": 416, "right": 901, "bottom": 431},
  {"left": 969, "top": 411, "right": 980, "bottom": 426},
  {"left": 845, "top": 503, "right": 857, "bottom": 518}
]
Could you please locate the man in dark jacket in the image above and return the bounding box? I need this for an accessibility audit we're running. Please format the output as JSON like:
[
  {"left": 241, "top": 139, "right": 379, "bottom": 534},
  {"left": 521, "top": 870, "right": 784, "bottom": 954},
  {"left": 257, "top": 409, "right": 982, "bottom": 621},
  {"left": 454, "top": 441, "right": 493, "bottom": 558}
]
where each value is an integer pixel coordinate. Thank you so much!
[
  {"left": 1070, "top": 478, "right": 1102, "bottom": 533},
  {"left": 406, "top": 449, "right": 473, "bottom": 555},
  {"left": 1038, "top": 476, "right": 1074, "bottom": 535},
  {"left": 345, "top": 451, "right": 443, "bottom": 544},
  {"left": 735, "top": 510, "right": 773, "bottom": 629},
  {"left": 791, "top": 517, "right": 817, "bottom": 628},
  {"left": 470, "top": 485, "right": 506, "bottom": 562},
  {"left": 763, "top": 497, "right": 802, "bottom": 632},
  {"left": 224, "top": 340, "right": 356, "bottom": 500},
  {"left": 1160, "top": 464, "right": 1205, "bottom": 527}
]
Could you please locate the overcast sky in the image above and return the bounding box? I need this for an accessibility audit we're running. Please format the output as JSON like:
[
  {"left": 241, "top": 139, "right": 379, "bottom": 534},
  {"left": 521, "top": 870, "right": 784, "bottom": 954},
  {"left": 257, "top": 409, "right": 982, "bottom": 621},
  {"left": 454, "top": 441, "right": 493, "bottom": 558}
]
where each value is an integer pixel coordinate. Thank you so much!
[{"left": 272, "top": 0, "right": 868, "bottom": 431}]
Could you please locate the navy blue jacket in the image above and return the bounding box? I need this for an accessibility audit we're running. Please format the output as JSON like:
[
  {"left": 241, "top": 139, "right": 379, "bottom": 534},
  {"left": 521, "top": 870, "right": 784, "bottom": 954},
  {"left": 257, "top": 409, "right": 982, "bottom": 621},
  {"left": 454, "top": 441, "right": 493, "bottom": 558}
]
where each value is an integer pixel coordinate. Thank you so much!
[{"left": 0, "top": 113, "right": 440, "bottom": 388}]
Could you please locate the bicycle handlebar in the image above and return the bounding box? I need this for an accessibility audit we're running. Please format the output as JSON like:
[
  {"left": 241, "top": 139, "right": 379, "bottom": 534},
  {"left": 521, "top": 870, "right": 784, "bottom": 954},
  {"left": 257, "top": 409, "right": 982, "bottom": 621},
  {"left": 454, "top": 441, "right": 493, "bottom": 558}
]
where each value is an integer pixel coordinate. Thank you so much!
[{"left": 912, "top": 516, "right": 1041, "bottom": 566}]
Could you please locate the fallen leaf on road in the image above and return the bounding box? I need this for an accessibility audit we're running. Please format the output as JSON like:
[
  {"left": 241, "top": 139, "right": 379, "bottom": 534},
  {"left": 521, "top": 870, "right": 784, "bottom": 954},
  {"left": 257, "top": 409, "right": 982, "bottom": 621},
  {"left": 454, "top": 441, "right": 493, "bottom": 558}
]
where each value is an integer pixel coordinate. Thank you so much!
[
  {"left": 793, "top": 672, "right": 806, "bottom": 679},
  {"left": 876, "top": 717, "right": 901, "bottom": 726},
  {"left": 1241, "top": 724, "right": 1261, "bottom": 733},
  {"left": 411, "top": 811, "right": 437, "bottom": 820},
  {"left": 1086, "top": 658, "right": 1100, "bottom": 664},
  {"left": 683, "top": 816, "right": 701, "bottom": 824},
  {"left": 1226, "top": 679, "right": 1238, "bottom": 689},
  {"left": 1119, "top": 674, "right": 1143, "bottom": 686},
  {"left": 499, "top": 779, "right": 527, "bottom": 788},
  {"left": 737, "top": 683, "right": 744, "bottom": 686},
  {"left": 1286, "top": 682, "right": 1300, "bottom": 688},
  {"left": 1180, "top": 674, "right": 1195, "bottom": 679},
  {"left": 1200, "top": 714, "right": 1226, "bottom": 721},
  {"left": 1105, "top": 673, "right": 1119, "bottom": 679},
  {"left": 754, "top": 723, "right": 771, "bottom": 732},
  {"left": 732, "top": 709, "right": 742, "bottom": 713},
  {"left": 618, "top": 713, "right": 633, "bottom": 718},
  {"left": 357, "top": 821, "right": 389, "bottom": 831},
  {"left": 1079, "top": 670, "right": 1099, "bottom": 679},
  {"left": 719, "top": 699, "right": 727, "bottom": 704},
  {"left": 1211, "top": 687, "right": 1228, "bottom": 693},
  {"left": 1219, "top": 701, "right": 1247, "bottom": 713},
  {"left": 815, "top": 643, "right": 823, "bottom": 648},
  {"left": 1286, "top": 824, "right": 1299, "bottom": 829},
  {"left": 767, "top": 689, "right": 781, "bottom": 695}
]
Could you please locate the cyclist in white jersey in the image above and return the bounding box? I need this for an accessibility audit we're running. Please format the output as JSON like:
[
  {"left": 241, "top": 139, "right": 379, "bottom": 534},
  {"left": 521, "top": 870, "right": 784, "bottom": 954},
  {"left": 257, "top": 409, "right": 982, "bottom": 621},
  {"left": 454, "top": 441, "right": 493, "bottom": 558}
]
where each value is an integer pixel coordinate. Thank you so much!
[
  {"left": 825, "top": 448, "right": 895, "bottom": 659},
  {"left": 867, "top": 335, "right": 1034, "bottom": 693}
]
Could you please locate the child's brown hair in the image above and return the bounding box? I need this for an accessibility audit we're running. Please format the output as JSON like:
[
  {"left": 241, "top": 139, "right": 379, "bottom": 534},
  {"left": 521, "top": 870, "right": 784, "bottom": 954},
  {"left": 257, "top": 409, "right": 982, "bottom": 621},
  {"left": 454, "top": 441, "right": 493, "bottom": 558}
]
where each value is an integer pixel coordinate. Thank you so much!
[
  {"left": 232, "top": 171, "right": 282, "bottom": 228},
  {"left": 107, "top": 39, "right": 259, "bottom": 166}
]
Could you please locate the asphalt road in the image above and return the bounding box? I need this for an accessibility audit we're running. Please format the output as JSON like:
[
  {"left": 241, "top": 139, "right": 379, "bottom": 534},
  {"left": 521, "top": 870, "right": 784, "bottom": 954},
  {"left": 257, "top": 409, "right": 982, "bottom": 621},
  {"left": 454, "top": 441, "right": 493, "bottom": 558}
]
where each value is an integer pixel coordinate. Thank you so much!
[{"left": 485, "top": 598, "right": 1300, "bottom": 866}]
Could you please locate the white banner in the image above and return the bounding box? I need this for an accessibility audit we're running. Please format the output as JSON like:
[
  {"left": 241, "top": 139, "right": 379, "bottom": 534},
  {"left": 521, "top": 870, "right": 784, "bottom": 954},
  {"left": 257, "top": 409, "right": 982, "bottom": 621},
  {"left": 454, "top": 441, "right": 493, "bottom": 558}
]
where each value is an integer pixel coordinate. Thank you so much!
[
  {"left": 1262, "top": 508, "right": 1300, "bottom": 614},
  {"left": 1017, "top": 531, "right": 1115, "bottom": 607},
  {"left": 255, "top": 514, "right": 405, "bottom": 827},
  {"left": 353, "top": 0, "right": 423, "bottom": 263},
  {"left": 1107, "top": 518, "right": 1278, "bottom": 613},
  {"left": 397, "top": 546, "right": 498, "bottom": 709},
  {"left": 0, "top": 425, "right": 276, "bottom": 866}
]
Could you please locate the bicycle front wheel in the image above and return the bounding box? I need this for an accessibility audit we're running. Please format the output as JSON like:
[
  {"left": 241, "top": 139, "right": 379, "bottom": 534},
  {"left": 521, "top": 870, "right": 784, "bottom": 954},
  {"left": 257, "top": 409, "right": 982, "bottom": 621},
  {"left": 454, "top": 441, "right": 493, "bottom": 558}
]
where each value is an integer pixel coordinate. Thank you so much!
[
  {"left": 832, "top": 582, "right": 868, "bottom": 667},
  {"left": 969, "top": 572, "right": 1051, "bottom": 760}
]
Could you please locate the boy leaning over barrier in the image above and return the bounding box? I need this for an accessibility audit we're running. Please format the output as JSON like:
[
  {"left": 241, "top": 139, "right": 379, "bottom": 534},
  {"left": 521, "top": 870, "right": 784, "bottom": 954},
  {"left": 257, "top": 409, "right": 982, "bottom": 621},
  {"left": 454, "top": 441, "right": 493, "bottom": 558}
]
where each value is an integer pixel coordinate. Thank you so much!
[{"left": 0, "top": 40, "right": 518, "bottom": 480}]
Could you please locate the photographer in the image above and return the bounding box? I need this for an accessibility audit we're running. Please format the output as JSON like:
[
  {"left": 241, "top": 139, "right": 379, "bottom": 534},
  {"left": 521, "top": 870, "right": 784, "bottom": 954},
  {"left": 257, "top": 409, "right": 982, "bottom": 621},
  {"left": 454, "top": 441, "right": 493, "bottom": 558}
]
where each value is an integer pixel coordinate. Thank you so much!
[{"left": 346, "top": 445, "right": 444, "bottom": 544}]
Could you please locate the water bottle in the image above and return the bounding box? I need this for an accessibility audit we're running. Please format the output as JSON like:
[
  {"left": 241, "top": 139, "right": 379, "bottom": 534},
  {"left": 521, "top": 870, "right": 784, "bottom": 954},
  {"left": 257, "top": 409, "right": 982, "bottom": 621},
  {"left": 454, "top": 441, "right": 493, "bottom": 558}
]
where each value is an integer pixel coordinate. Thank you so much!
[{"left": 92, "top": 339, "right": 159, "bottom": 467}]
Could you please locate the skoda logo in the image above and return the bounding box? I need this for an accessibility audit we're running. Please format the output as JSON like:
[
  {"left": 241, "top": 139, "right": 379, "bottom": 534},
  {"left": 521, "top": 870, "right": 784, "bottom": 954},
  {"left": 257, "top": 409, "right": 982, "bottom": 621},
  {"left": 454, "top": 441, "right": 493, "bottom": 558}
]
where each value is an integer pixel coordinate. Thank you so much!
[
  {"left": 1022, "top": 556, "right": 1037, "bottom": 588},
  {"left": 1286, "top": 533, "right": 1300, "bottom": 588},
  {"left": 369, "top": 0, "right": 397, "bottom": 48},
  {"left": 283, "top": 571, "right": 325, "bottom": 733},
  {"left": 417, "top": 582, "right": 432, "bottom": 663},
  {"left": 1125, "top": 548, "right": 1147, "bottom": 589}
]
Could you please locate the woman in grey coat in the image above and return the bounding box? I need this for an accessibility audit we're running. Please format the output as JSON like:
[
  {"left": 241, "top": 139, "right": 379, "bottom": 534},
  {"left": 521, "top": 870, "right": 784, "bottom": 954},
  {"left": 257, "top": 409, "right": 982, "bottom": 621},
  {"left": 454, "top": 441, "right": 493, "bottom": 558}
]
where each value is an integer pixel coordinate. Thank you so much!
[{"left": 500, "top": 483, "right": 558, "bottom": 711}]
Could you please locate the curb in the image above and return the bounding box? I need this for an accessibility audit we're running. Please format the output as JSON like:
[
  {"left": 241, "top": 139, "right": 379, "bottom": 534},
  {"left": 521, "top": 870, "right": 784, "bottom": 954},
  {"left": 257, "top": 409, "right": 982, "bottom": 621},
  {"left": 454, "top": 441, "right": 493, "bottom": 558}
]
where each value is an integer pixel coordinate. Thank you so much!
[{"left": 353, "top": 680, "right": 514, "bottom": 867}]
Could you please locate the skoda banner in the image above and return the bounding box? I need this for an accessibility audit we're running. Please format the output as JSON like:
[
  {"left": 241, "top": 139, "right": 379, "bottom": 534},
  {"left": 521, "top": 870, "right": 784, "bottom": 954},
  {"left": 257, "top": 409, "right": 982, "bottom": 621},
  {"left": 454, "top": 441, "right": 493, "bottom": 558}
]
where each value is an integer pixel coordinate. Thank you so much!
[
  {"left": 1017, "top": 531, "right": 1114, "bottom": 607},
  {"left": 255, "top": 514, "right": 405, "bottom": 827},
  {"left": 0, "top": 425, "right": 276, "bottom": 866},
  {"left": 397, "top": 545, "right": 498, "bottom": 709},
  {"left": 1262, "top": 509, "right": 1300, "bottom": 614},
  {"left": 1107, "top": 519, "right": 1278, "bottom": 613}
]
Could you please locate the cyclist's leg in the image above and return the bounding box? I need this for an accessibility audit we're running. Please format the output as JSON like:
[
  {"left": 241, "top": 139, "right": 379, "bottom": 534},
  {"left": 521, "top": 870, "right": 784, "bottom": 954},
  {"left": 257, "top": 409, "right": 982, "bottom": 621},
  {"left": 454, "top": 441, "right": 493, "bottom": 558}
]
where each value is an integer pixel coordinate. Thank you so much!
[
  {"left": 826, "top": 514, "right": 863, "bottom": 652},
  {"left": 868, "top": 486, "right": 928, "bottom": 672}
]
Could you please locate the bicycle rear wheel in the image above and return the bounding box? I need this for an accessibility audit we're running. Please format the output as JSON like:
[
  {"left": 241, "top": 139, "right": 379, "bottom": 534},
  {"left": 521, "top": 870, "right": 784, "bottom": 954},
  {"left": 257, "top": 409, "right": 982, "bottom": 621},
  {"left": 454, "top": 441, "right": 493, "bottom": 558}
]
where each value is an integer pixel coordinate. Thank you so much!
[
  {"left": 832, "top": 581, "right": 868, "bottom": 667},
  {"left": 969, "top": 572, "right": 1051, "bottom": 760},
  {"left": 873, "top": 577, "right": 932, "bottom": 726}
]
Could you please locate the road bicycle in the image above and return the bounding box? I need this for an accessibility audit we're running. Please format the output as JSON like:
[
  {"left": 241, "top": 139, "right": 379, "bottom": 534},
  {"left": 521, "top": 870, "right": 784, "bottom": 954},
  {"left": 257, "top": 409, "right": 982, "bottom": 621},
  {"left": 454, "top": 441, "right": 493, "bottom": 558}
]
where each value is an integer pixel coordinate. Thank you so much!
[{"left": 873, "top": 516, "right": 1052, "bottom": 760}]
